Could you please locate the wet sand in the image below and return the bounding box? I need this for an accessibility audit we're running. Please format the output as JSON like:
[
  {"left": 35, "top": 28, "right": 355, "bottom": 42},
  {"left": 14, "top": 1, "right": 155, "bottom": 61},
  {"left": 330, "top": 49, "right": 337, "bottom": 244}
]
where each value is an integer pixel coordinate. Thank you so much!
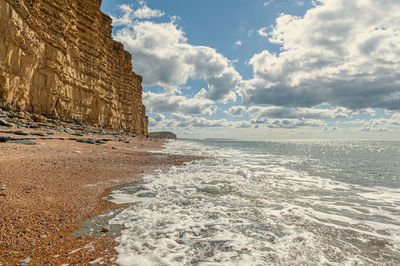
[{"left": 0, "top": 130, "right": 198, "bottom": 264}]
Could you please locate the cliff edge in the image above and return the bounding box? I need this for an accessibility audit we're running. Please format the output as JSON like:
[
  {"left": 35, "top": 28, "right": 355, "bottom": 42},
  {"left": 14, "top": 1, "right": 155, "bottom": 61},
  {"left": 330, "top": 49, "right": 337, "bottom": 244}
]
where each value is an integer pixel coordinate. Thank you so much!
[{"left": 0, "top": 0, "right": 148, "bottom": 135}]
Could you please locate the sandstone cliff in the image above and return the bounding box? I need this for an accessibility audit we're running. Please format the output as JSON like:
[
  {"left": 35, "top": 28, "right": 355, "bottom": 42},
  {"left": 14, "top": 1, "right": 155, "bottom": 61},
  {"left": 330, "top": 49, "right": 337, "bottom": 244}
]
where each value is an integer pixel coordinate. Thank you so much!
[{"left": 0, "top": 0, "right": 148, "bottom": 135}]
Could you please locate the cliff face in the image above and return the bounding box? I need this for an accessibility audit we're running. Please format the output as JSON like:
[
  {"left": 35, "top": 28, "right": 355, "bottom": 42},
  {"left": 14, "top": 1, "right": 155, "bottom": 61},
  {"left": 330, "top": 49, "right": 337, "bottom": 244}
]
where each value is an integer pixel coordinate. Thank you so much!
[{"left": 0, "top": 0, "right": 148, "bottom": 135}]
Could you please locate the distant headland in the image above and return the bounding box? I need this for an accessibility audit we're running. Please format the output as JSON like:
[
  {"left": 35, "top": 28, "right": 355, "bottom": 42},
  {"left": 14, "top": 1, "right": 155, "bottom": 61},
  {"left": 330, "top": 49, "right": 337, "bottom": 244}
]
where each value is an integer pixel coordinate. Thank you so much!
[{"left": 149, "top": 131, "right": 177, "bottom": 140}]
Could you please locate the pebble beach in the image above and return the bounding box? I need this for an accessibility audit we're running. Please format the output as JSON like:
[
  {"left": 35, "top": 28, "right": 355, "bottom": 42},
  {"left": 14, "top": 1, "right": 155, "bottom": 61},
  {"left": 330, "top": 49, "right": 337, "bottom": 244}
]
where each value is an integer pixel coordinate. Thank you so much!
[{"left": 0, "top": 110, "right": 198, "bottom": 264}]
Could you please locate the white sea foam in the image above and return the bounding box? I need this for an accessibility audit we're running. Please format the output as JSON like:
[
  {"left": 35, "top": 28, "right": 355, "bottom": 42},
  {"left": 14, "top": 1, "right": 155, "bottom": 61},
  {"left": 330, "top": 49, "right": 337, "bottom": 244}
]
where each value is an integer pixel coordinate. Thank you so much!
[{"left": 109, "top": 140, "right": 400, "bottom": 265}]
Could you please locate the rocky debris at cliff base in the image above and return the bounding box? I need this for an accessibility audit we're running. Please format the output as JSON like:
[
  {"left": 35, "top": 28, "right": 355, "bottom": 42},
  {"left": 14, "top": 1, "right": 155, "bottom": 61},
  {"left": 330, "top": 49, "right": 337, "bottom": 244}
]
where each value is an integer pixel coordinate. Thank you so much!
[
  {"left": 76, "top": 139, "right": 97, "bottom": 144},
  {"left": 9, "top": 140, "right": 36, "bottom": 145},
  {"left": 0, "top": 118, "right": 13, "bottom": 127},
  {"left": 0, "top": 110, "right": 150, "bottom": 150},
  {"left": 0, "top": 109, "right": 140, "bottom": 137},
  {"left": 0, "top": 135, "right": 37, "bottom": 142},
  {"left": 12, "top": 130, "right": 29, "bottom": 136},
  {"left": 30, "top": 132, "right": 48, "bottom": 136},
  {"left": 0, "top": 136, "right": 12, "bottom": 142}
]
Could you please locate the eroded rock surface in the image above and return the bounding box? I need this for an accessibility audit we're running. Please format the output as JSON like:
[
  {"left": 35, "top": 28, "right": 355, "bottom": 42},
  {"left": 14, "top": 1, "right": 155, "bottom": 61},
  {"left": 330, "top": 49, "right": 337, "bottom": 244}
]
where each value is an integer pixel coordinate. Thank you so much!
[{"left": 0, "top": 0, "right": 148, "bottom": 135}]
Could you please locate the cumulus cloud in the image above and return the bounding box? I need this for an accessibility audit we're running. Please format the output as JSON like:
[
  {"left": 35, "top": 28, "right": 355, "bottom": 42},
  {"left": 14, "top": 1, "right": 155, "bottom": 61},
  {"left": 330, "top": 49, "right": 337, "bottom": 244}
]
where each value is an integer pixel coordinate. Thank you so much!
[
  {"left": 133, "top": 4, "right": 164, "bottom": 19},
  {"left": 225, "top": 106, "right": 247, "bottom": 117},
  {"left": 170, "top": 113, "right": 229, "bottom": 128},
  {"left": 154, "top": 113, "right": 165, "bottom": 122},
  {"left": 112, "top": 5, "right": 241, "bottom": 103},
  {"left": 241, "top": 0, "right": 400, "bottom": 111},
  {"left": 149, "top": 113, "right": 253, "bottom": 129},
  {"left": 343, "top": 112, "right": 400, "bottom": 132},
  {"left": 143, "top": 91, "right": 215, "bottom": 115},
  {"left": 153, "top": 113, "right": 231, "bottom": 128},
  {"left": 111, "top": 3, "right": 164, "bottom": 26},
  {"left": 151, "top": 108, "right": 331, "bottom": 130},
  {"left": 247, "top": 106, "right": 350, "bottom": 119},
  {"left": 264, "top": 1, "right": 274, "bottom": 7},
  {"left": 235, "top": 40, "right": 242, "bottom": 46},
  {"left": 257, "top": 27, "right": 269, "bottom": 37},
  {"left": 243, "top": 106, "right": 346, "bottom": 129},
  {"left": 251, "top": 118, "right": 326, "bottom": 129},
  {"left": 149, "top": 112, "right": 245, "bottom": 129}
]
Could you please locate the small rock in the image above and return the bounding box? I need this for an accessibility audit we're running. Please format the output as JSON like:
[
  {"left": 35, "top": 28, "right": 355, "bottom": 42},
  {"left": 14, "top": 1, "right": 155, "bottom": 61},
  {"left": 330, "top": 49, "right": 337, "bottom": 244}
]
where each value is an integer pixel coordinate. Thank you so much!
[
  {"left": 40, "top": 234, "right": 47, "bottom": 239},
  {"left": 31, "top": 114, "right": 47, "bottom": 122},
  {"left": 112, "top": 147, "right": 121, "bottom": 150},
  {"left": 13, "top": 130, "right": 29, "bottom": 136},
  {"left": 13, "top": 114, "right": 25, "bottom": 119},
  {"left": 73, "top": 150, "right": 81, "bottom": 154},
  {"left": 64, "top": 128, "right": 76, "bottom": 134},
  {"left": 1, "top": 185, "right": 6, "bottom": 190},
  {"left": 30, "top": 132, "right": 48, "bottom": 137},
  {"left": 76, "top": 138, "right": 96, "bottom": 144},
  {"left": 0, "top": 118, "right": 12, "bottom": 127},
  {"left": 101, "top": 226, "right": 110, "bottom": 233},
  {"left": 0, "top": 135, "right": 12, "bottom": 142},
  {"left": 20, "top": 258, "right": 31, "bottom": 265},
  {"left": 10, "top": 140, "right": 36, "bottom": 145}
]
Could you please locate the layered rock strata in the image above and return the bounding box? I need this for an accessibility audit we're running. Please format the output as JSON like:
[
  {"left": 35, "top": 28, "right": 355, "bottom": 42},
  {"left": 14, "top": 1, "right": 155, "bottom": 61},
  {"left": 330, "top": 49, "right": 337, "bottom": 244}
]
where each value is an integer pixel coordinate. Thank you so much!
[{"left": 0, "top": 0, "right": 148, "bottom": 135}]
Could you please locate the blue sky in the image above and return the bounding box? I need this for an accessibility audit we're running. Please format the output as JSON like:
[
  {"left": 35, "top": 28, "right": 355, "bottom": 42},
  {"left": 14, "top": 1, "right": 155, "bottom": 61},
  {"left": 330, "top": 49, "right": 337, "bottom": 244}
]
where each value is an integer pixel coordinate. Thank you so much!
[{"left": 101, "top": 0, "right": 400, "bottom": 140}]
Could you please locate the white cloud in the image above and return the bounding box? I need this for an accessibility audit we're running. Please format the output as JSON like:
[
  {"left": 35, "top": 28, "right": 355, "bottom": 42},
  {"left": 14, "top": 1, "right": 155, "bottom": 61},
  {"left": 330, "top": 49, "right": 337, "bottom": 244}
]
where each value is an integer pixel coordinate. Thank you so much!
[
  {"left": 111, "top": 3, "right": 164, "bottom": 26},
  {"left": 112, "top": 6, "right": 241, "bottom": 103},
  {"left": 257, "top": 27, "right": 269, "bottom": 37},
  {"left": 154, "top": 113, "right": 165, "bottom": 122},
  {"left": 247, "top": 106, "right": 350, "bottom": 119},
  {"left": 297, "top": 1, "right": 305, "bottom": 6},
  {"left": 243, "top": 105, "right": 349, "bottom": 129},
  {"left": 341, "top": 112, "right": 400, "bottom": 132},
  {"left": 149, "top": 112, "right": 254, "bottom": 129},
  {"left": 143, "top": 91, "right": 215, "bottom": 115},
  {"left": 251, "top": 118, "right": 326, "bottom": 129},
  {"left": 133, "top": 4, "right": 164, "bottom": 19},
  {"left": 241, "top": 0, "right": 400, "bottom": 111},
  {"left": 235, "top": 40, "right": 242, "bottom": 46},
  {"left": 225, "top": 106, "right": 247, "bottom": 117},
  {"left": 264, "top": 0, "right": 274, "bottom": 6}
]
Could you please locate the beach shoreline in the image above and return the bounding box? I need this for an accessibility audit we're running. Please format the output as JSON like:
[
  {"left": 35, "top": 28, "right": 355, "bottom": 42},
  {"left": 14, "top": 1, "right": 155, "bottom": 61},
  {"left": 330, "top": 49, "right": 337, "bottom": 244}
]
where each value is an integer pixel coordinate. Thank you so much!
[{"left": 0, "top": 128, "right": 199, "bottom": 264}]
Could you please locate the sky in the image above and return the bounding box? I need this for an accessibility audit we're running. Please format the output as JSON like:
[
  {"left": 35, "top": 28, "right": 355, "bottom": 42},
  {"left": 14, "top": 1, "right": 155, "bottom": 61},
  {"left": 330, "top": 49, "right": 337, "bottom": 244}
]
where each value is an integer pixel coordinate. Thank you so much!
[{"left": 101, "top": 0, "right": 400, "bottom": 140}]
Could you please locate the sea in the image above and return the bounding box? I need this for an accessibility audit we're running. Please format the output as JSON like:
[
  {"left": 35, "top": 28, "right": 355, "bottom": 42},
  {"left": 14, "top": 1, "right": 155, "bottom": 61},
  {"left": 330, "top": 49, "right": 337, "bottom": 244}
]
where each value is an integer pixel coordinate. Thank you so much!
[{"left": 107, "top": 139, "right": 400, "bottom": 265}]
